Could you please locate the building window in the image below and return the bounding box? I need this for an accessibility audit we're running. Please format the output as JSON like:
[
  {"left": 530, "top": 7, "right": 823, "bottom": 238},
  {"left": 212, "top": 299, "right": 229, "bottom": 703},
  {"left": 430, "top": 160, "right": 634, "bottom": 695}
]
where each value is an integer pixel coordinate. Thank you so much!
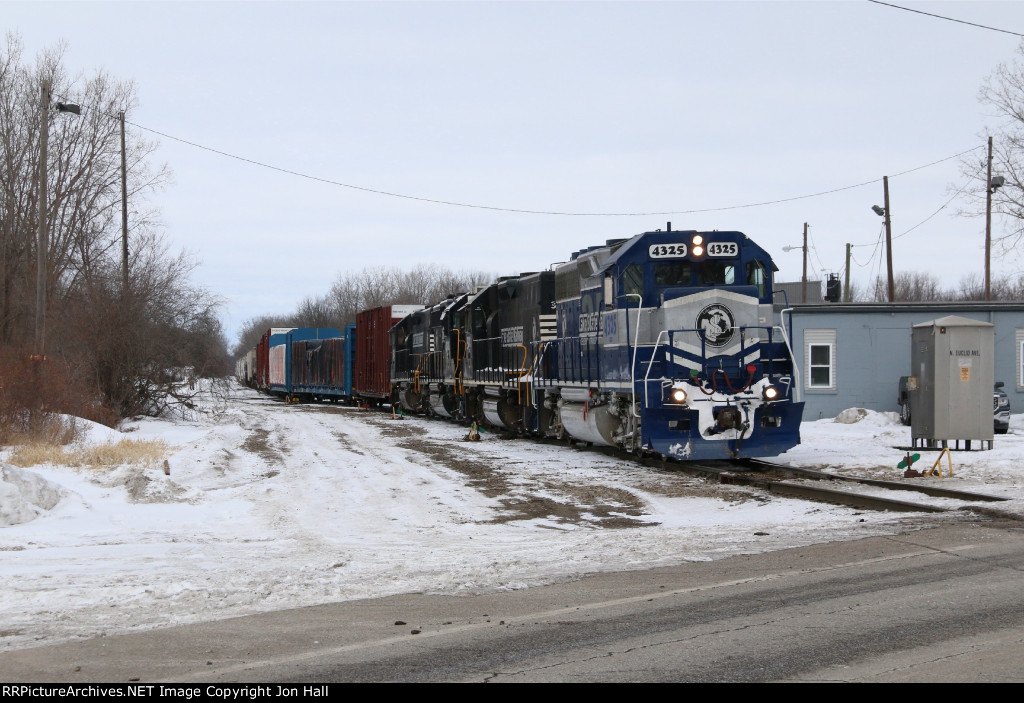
[
  {"left": 1017, "top": 329, "right": 1024, "bottom": 390},
  {"left": 1019, "top": 338, "right": 1024, "bottom": 389},
  {"left": 805, "top": 329, "right": 836, "bottom": 390},
  {"left": 809, "top": 344, "right": 832, "bottom": 388}
]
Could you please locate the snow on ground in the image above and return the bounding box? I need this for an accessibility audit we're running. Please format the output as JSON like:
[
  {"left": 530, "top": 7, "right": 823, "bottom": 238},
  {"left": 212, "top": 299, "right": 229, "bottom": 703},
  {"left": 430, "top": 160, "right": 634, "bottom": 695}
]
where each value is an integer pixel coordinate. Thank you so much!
[{"left": 2, "top": 381, "right": 1022, "bottom": 652}]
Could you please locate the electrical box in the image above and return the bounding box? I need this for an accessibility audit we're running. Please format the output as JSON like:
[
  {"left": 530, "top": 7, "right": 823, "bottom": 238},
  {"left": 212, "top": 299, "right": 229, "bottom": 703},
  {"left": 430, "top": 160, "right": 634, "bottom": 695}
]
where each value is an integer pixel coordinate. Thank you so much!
[{"left": 908, "top": 315, "right": 994, "bottom": 446}]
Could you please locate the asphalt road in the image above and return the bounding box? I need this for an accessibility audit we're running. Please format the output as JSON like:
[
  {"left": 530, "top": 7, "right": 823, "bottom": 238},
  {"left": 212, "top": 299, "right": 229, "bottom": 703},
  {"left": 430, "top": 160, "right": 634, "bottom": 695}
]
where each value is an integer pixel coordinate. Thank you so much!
[{"left": 3, "top": 521, "right": 1023, "bottom": 683}]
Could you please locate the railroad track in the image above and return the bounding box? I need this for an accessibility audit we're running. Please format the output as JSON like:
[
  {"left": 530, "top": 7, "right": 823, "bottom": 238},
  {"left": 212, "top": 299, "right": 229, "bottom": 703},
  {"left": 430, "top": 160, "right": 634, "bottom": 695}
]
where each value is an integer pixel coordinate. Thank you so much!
[
  {"left": 266, "top": 394, "right": 1013, "bottom": 515},
  {"left": 578, "top": 446, "right": 1011, "bottom": 514}
]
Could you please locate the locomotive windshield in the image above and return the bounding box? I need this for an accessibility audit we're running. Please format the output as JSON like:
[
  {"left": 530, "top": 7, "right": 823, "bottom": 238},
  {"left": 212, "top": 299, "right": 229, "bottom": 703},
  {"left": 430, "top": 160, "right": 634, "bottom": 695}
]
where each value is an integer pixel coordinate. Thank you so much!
[
  {"left": 697, "top": 261, "right": 735, "bottom": 285},
  {"left": 653, "top": 263, "right": 691, "bottom": 287}
]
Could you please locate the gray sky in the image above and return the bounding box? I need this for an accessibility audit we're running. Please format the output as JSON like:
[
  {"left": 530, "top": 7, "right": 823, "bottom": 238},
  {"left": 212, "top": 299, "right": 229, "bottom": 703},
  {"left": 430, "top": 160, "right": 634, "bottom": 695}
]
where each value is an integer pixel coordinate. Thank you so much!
[{"left": 6, "top": 1, "right": 1024, "bottom": 344}]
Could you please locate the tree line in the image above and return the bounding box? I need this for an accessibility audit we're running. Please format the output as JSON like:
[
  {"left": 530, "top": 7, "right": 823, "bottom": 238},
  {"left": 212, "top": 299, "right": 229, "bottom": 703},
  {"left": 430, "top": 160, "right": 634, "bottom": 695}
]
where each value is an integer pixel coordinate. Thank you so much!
[
  {"left": 232, "top": 264, "right": 494, "bottom": 358},
  {"left": 839, "top": 271, "right": 1024, "bottom": 303}
]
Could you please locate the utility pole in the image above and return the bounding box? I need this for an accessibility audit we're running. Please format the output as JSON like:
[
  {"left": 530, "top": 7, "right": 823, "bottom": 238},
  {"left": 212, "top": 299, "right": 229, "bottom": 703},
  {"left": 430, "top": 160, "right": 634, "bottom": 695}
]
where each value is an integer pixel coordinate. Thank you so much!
[
  {"left": 33, "top": 81, "right": 79, "bottom": 361},
  {"left": 801, "top": 222, "right": 808, "bottom": 303},
  {"left": 34, "top": 79, "right": 50, "bottom": 359},
  {"left": 883, "top": 176, "right": 894, "bottom": 302},
  {"left": 985, "top": 136, "right": 994, "bottom": 301},
  {"left": 844, "top": 243, "right": 852, "bottom": 302},
  {"left": 120, "top": 110, "right": 129, "bottom": 290}
]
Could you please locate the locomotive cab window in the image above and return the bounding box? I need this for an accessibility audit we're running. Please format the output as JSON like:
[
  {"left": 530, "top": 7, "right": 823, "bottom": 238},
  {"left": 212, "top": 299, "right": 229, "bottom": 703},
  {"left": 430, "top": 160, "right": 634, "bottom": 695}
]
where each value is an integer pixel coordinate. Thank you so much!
[
  {"left": 746, "top": 260, "right": 769, "bottom": 299},
  {"left": 621, "top": 264, "right": 643, "bottom": 299},
  {"left": 698, "top": 261, "right": 734, "bottom": 285},
  {"left": 654, "top": 263, "right": 692, "bottom": 287}
]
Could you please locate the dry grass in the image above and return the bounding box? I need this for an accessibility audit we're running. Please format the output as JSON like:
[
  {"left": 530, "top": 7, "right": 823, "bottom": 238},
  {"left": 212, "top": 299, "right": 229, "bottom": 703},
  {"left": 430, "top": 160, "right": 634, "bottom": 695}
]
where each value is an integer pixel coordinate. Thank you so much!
[
  {"left": 8, "top": 438, "right": 169, "bottom": 470},
  {"left": 0, "top": 413, "right": 79, "bottom": 447}
]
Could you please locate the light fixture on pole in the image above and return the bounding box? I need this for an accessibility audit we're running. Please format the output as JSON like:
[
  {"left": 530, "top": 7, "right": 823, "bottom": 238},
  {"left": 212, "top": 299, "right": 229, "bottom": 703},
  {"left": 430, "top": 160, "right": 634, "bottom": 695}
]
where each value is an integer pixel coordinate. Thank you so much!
[
  {"left": 34, "top": 80, "right": 80, "bottom": 360},
  {"left": 782, "top": 223, "right": 809, "bottom": 302}
]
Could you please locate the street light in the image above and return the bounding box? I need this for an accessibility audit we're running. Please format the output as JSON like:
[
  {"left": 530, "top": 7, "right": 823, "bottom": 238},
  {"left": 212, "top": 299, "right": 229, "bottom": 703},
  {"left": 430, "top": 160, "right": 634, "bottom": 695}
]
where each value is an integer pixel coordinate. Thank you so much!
[
  {"left": 34, "top": 80, "right": 79, "bottom": 360},
  {"left": 783, "top": 223, "right": 809, "bottom": 302}
]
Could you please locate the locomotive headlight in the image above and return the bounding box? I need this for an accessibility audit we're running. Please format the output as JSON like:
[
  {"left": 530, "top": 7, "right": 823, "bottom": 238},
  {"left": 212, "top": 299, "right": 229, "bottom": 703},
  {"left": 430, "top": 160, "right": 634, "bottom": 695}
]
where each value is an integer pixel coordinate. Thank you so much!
[
  {"left": 670, "top": 388, "right": 688, "bottom": 404},
  {"left": 761, "top": 385, "right": 779, "bottom": 401},
  {"left": 692, "top": 245, "right": 705, "bottom": 257},
  {"left": 692, "top": 235, "right": 704, "bottom": 246}
]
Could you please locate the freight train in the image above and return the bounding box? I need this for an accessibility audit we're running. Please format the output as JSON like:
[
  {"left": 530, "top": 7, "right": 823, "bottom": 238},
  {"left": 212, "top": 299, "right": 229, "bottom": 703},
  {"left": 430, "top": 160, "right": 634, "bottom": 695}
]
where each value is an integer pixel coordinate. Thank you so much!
[{"left": 237, "top": 227, "right": 804, "bottom": 460}]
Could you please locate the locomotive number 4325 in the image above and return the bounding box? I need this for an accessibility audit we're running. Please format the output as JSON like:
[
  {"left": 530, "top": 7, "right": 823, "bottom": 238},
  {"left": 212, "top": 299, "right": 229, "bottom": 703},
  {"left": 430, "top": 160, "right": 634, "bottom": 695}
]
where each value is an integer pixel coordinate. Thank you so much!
[
  {"left": 648, "top": 243, "right": 688, "bottom": 258},
  {"left": 707, "top": 242, "right": 738, "bottom": 257}
]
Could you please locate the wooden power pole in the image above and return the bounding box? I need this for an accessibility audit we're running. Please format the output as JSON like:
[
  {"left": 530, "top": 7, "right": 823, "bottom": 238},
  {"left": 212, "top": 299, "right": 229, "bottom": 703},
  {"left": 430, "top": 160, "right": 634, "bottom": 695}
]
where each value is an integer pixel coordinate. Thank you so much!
[{"left": 883, "top": 176, "right": 894, "bottom": 302}]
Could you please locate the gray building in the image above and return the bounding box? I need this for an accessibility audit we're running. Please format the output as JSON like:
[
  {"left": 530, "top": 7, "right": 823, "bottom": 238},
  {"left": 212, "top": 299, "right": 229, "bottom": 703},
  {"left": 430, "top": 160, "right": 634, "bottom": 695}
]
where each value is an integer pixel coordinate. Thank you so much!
[
  {"left": 775, "top": 280, "right": 823, "bottom": 306},
  {"left": 782, "top": 302, "right": 1024, "bottom": 420}
]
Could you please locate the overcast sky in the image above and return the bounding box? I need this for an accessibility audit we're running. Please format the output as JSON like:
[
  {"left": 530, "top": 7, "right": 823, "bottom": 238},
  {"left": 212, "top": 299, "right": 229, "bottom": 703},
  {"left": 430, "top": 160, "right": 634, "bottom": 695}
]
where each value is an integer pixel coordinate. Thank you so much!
[{"left": 6, "top": 1, "right": 1024, "bottom": 344}]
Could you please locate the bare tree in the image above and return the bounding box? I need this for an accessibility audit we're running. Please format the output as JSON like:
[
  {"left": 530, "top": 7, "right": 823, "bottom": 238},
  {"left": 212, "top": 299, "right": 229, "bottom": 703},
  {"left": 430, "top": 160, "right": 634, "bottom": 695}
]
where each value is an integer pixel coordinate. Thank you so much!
[
  {"left": 289, "top": 294, "right": 339, "bottom": 329},
  {"left": 871, "top": 271, "right": 949, "bottom": 302},
  {"left": 1, "top": 35, "right": 225, "bottom": 421},
  {"left": 52, "top": 231, "right": 225, "bottom": 417},
  {"left": 844, "top": 278, "right": 868, "bottom": 302},
  {"left": 955, "top": 271, "right": 1024, "bottom": 301},
  {"left": 232, "top": 314, "right": 293, "bottom": 359},
  {"left": 959, "top": 40, "right": 1024, "bottom": 252},
  {"left": 323, "top": 264, "right": 493, "bottom": 329}
]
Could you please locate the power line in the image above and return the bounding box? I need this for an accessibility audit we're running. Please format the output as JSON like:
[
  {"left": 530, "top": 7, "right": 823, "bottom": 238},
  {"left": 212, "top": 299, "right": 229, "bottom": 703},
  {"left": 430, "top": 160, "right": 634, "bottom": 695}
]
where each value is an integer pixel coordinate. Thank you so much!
[
  {"left": 866, "top": 0, "right": 1024, "bottom": 37},
  {"left": 851, "top": 223, "right": 886, "bottom": 270},
  {"left": 64, "top": 95, "right": 987, "bottom": 219},
  {"left": 892, "top": 178, "right": 973, "bottom": 241},
  {"left": 123, "top": 116, "right": 985, "bottom": 218},
  {"left": 845, "top": 176, "right": 975, "bottom": 248}
]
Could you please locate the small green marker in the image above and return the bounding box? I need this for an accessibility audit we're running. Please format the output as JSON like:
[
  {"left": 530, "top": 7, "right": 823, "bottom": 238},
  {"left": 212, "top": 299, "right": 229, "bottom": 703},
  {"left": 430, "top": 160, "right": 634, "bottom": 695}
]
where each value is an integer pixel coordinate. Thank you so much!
[{"left": 897, "top": 453, "right": 921, "bottom": 469}]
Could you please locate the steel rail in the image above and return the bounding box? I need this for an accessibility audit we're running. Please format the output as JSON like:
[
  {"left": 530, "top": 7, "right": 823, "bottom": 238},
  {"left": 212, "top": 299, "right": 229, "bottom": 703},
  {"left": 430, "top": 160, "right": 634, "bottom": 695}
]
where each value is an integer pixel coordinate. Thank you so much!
[{"left": 735, "top": 457, "right": 1009, "bottom": 503}]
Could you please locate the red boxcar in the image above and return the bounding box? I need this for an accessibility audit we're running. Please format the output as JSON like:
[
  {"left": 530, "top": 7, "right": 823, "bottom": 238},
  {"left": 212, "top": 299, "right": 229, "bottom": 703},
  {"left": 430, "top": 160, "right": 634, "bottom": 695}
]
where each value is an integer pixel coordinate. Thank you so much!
[
  {"left": 254, "top": 327, "right": 292, "bottom": 391},
  {"left": 355, "top": 305, "right": 422, "bottom": 401}
]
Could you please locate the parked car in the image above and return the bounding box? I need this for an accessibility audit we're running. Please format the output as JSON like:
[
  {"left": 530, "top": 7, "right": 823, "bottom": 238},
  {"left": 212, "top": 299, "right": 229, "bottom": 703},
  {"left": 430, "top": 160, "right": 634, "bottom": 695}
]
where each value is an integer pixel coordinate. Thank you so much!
[
  {"left": 898, "top": 376, "right": 1010, "bottom": 434},
  {"left": 994, "top": 381, "right": 1011, "bottom": 434}
]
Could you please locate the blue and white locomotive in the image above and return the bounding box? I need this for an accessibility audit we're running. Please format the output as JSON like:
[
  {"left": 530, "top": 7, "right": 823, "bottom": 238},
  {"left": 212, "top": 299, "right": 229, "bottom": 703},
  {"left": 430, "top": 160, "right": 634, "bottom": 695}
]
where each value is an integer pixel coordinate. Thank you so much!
[{"left": 390, "top": 226, "right": 803, "bottom": 460}]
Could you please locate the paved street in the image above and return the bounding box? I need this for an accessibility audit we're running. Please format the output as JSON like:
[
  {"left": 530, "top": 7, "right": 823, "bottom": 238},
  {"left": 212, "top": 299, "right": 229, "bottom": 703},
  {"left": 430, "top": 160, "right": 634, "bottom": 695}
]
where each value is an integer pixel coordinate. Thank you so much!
[{"left": 3, "top": 521, "right": 1022, "bottom": 682}]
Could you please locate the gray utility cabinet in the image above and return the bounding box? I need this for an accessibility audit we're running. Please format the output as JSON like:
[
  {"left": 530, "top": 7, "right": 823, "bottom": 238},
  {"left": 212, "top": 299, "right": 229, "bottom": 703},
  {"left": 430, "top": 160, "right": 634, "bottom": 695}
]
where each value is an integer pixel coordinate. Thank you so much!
[{"left": 909, "top": 315, "right": 994, "bottom": 446}]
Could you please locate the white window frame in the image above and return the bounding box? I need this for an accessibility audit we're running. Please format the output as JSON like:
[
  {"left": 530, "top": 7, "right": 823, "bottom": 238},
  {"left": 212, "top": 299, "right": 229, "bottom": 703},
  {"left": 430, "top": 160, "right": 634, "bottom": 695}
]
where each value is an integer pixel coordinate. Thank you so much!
[
  {"left": 805, "top": 329, "right": 836, "bottom": 390},
  {"left": 1016, "top": 329, "right": 1024, "bottom": 390}
]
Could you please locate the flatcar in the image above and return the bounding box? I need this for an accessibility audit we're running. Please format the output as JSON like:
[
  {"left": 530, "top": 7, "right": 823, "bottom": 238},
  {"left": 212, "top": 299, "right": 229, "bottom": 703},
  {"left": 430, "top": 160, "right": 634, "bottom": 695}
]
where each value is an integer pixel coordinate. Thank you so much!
[
  {"left": 238, "top": 226, "right": 804, "bottom": 460},
  {"left": 268, "top": 327, "right": 347, "bottom": 402}
]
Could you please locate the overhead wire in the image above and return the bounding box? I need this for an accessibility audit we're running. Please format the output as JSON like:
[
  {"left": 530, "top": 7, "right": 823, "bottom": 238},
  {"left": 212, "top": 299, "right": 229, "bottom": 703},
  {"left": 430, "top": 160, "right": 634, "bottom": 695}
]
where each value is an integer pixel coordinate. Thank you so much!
[
  {"left": 116, "top": 111, "right": 985, "bottom": 218},
  {"left": 892, "top": 178, "right": 974, "bottom": 241},
  {"left": 851, "top": 223, "right": 887, "bottom": 270},
  {"left": 60, "top": 95, "right": 988, "bottom": 223},
  {"left": 866, "top": 1, "right": 1024, "bottom": 37},
  {"left": 843, "top": 176, "right": 976, "bottom": 252}
]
